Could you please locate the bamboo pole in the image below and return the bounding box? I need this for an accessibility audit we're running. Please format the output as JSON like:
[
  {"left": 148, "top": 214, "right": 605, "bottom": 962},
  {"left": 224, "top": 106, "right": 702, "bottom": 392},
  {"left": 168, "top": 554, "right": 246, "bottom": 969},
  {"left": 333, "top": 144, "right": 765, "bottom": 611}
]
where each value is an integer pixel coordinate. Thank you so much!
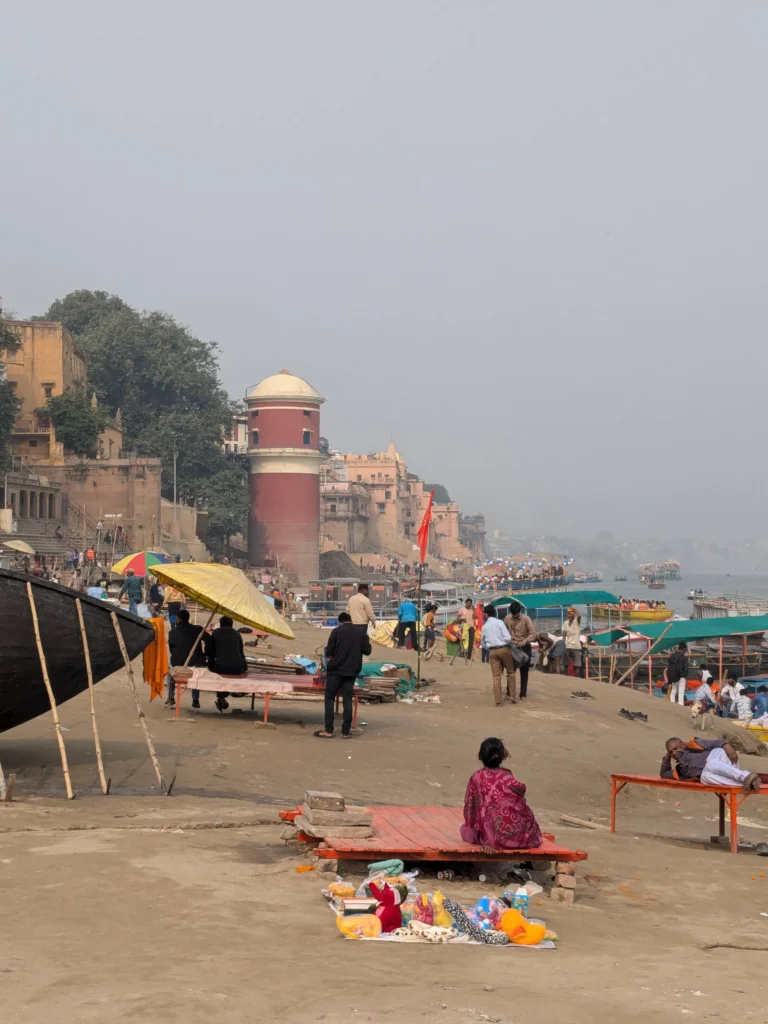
[
  {"left": 110, "top": 611, "right": 167, "bottom": 795},
  {"left": 76, "top": 598, "right": 109, "bottom": 794},
  {"left": 612, "top": 624, "right": 674, "bottom": 689},
  {"left": 742, "top": 635, "right": 747, "bottom": 676},
  {"left": 182, "top": 606, "right": 217, "bottom": 668},
  {"left": 719, "top": 636, "right": 724, "bottom": 682},
  {"left": 26, "top": 582, "right": 75, "bottom": 799}
]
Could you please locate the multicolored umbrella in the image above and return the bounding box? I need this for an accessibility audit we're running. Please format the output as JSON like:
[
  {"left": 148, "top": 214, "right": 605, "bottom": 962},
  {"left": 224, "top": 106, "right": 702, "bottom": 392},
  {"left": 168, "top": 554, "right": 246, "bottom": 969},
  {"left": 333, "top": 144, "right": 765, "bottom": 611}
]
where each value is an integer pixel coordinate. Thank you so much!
[{"left": 111, "top": 551, "right": 172, "bottom": 577}]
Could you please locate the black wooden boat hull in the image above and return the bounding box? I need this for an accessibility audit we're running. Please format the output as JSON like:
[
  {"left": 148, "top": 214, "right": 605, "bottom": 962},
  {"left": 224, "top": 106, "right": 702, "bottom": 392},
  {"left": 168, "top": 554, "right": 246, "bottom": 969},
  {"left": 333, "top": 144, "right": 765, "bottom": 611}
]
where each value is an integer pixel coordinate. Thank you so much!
[{"left": 0, "top": 569, "right": 154, "bottom": 734}]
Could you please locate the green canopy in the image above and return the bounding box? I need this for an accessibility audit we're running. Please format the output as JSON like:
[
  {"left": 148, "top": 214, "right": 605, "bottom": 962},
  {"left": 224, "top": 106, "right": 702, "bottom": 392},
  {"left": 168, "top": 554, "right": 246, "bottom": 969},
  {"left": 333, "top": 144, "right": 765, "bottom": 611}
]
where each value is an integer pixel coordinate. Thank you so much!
[
  {"left": 490, "top": 590, "right": 619, "bottom": 611},
  {"left": 589, "top": 614, "right": 768, "bottom": 652}
]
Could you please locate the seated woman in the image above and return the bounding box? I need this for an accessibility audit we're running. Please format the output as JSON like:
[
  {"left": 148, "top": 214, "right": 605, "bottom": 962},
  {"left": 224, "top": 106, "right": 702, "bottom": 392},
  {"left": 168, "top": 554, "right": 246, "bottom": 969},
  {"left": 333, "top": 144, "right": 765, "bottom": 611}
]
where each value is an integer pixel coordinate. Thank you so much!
[{"left": 460, "top": 737, "right": 543, "bottom": 853}]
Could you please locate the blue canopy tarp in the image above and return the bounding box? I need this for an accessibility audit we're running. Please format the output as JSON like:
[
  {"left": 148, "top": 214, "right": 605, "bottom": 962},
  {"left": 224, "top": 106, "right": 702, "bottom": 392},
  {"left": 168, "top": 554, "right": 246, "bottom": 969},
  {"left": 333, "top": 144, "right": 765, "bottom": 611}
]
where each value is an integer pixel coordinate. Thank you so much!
[
  {"left": 589, "top": 614, "right": 768, "bottom": 652},
  {"left": 490, "top": 590, "right": 619, "bottom": 612}
]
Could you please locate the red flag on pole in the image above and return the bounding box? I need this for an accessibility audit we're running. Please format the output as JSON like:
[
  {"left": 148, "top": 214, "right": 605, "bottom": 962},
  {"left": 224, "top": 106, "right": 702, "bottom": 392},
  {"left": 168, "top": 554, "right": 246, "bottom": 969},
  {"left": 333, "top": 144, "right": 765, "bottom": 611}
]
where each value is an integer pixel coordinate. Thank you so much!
[{"left": 417, "top": 490, "right": 435, "bottom": 566}]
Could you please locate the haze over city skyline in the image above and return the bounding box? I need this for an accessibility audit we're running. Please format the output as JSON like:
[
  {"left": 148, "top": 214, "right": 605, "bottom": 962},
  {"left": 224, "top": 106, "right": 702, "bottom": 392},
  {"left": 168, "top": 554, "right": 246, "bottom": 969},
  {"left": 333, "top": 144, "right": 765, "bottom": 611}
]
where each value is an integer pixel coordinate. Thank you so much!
[{"left": 3, "top": 2, "right": 767, "bottom": 539}]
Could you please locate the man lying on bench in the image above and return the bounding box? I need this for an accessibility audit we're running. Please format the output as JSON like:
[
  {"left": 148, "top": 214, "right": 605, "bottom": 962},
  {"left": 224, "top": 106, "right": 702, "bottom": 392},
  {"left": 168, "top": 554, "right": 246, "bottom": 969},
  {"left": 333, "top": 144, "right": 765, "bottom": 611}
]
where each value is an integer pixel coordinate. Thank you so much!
[{"left": 661, "top": 737, "right": 761, "bottom": 795}]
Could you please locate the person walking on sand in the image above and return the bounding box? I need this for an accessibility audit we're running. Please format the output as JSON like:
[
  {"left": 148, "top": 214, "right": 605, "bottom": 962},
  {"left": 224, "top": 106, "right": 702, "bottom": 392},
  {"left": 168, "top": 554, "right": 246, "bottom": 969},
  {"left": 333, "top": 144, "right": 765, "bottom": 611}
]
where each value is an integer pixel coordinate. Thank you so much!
[
  {"left": 347, "top": 583, "right": 376, "bottom": 634},
  {"left": 562, "top": 607, "right": 582, "bottom": 676},
  {"left": 666, "top": 643, "right": 689, "bottom": 706},
  {"left": 480, "top": 605, "right": 516, "bottom": 706},
  {"left": 315, "top": 612, "right": 371, "bottom": 739},
  {"left": 459, "top": 598, "right": 476, "bottom": 661},
  {"left": 503, "top": 600, "right": 537, "bottom": 701}
]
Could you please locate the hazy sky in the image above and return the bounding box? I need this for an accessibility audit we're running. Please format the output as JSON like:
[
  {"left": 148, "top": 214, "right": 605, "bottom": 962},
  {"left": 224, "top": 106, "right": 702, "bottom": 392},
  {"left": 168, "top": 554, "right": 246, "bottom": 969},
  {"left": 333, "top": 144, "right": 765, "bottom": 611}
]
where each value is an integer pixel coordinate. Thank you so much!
[{"left": 3, "top": 2, "right": 767, "bottom": 539}]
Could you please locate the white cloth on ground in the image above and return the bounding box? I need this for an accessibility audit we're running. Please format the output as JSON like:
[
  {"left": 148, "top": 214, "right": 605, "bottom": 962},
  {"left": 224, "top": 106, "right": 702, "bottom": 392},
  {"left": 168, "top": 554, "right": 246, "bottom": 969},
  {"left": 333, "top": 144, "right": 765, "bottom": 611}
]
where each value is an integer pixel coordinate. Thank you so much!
[{"left": 700, "top": 747, "right": 752, "bottom": 787}]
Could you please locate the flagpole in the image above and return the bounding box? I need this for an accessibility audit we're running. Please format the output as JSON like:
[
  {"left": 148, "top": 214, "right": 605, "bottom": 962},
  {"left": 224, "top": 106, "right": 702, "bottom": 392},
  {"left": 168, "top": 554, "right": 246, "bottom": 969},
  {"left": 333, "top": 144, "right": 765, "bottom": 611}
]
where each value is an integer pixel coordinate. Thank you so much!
[
  {"left": 415, "top": 489, "right": 435, "bottom": 686},
  {"left": 416, "top": 558, "right": 423, "bottom": 684}
]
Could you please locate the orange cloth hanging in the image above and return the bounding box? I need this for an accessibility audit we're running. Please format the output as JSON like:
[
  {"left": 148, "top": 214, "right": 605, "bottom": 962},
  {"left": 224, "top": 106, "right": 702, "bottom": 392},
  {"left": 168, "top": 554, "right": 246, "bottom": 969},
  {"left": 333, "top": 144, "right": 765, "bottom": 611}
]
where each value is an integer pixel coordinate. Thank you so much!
[{"left": 142, "top": 617, "right": 169, "bottom": 701}]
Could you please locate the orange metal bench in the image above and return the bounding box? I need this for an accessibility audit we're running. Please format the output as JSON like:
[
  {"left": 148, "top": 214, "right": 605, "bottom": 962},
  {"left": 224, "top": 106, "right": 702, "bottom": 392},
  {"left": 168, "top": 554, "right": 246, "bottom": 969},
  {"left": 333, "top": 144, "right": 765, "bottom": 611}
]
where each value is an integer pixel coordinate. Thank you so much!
[
  {"left": 282, "top": 804, "right": 588, "bottom": 865},
  {"left": 610, "top": 773, "right": 768, "bottom": 854}
]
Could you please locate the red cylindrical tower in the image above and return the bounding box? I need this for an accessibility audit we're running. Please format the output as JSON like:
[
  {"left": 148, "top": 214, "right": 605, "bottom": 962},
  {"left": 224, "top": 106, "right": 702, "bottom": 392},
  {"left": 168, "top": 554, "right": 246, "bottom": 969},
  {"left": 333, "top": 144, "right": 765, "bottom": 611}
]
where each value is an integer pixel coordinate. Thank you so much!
[{"left": 245, "top": 370, "right": 325, "bottom": 583}]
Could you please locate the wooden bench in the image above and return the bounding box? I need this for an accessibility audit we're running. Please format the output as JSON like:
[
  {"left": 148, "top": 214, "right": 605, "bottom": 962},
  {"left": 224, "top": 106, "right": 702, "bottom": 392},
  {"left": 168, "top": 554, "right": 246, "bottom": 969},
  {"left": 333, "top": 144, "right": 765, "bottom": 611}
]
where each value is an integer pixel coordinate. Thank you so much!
[
  {"left": 281, "top": 804, "right": 588, "bottom": 865},
  {"left": 610, "top": 773, "right": 768, "bottom": 854},
  {"left": 173, "top": 673, "right": 359, "bottom": 728}
]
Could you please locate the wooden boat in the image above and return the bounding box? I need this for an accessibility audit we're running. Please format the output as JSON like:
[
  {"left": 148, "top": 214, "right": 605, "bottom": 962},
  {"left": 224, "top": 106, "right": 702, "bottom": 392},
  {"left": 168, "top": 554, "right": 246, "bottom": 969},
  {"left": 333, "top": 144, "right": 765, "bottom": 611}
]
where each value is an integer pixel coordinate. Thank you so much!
[
  {"left": 592, "top": 603, "right": 673, "bottom": 622},
  {"left": 0, "top": 569, "right": 154, "bottom": 734}
]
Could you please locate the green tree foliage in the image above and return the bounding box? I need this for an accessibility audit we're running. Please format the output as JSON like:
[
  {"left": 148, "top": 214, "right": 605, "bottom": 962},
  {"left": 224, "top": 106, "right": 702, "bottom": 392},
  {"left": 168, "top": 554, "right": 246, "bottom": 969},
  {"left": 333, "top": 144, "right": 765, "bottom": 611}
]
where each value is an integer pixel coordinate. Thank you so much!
[
  {"left": 39, "top": 290, "right": 130, "bottom": 336},
  {"left": 424, "top": 483, "right": 451, "bottom": 504},
  {"left": 202, "top": 455, "right": 250, "bottom": 552},
  {"left": 0, "top": 318, "right": 22, "bottom": 471},
  {"left": 40, "top": 292, "right": 243, "bottom": 545},
  {"left": 47, "top": 387, "right": 108, "bottom": 457}
]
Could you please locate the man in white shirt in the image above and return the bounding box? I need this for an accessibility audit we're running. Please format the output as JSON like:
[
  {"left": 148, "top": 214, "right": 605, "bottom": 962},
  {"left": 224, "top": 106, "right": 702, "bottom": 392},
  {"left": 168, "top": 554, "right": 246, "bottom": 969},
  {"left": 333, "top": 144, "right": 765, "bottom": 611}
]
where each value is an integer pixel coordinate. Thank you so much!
[
  {"left": 562, "top": 607, "right": 582, "bottom": 676},
  {"left": 720, "top": 671, "right": 745, "bottom": 717},
  {"left": 480, "top": 606, "right": 516, "bottom": 706},
  {"left": 346, "top": 583, "right": 376, "bottom": 633}
]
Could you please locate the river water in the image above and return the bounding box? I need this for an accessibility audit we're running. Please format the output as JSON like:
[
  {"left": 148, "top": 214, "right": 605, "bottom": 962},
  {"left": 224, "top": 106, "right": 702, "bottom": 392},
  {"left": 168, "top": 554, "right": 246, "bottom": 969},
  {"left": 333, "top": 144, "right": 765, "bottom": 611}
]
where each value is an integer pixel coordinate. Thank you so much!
[{"left": 583, "top": 573, "right": 768, "bottom": 618}]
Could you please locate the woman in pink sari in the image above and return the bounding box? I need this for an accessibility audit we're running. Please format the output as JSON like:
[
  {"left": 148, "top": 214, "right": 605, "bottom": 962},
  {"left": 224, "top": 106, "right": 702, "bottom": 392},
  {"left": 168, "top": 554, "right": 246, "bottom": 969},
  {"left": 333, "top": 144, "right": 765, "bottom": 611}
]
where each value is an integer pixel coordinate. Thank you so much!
[{"left": 460, "top": 737, "right": 542, "bottom": 852}]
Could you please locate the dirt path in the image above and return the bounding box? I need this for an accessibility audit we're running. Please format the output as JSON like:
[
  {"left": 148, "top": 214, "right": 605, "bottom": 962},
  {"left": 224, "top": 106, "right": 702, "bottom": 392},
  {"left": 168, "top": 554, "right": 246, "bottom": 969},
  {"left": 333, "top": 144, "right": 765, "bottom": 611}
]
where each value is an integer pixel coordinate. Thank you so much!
[{"left": 1, "top": 622, "right": 766, "bottom": 1021}]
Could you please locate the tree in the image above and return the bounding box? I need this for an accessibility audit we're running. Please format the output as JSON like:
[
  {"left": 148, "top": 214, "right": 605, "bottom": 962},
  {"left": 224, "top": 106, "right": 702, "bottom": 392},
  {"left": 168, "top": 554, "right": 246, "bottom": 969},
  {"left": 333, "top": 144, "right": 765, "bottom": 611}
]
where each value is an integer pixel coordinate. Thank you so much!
[
  {"left": 40, "top": 290, "right": 130, "bottom": 336},
  {"left": 39, "top": 294, "right": 237, "bottom": 504},
  {"left": 424, "top": 483, "right": 451, "bottom": 504},
  {"left": 47, "top": 387, "right": 108, "bottom": 457},
  {"left": 202, "top": 455, "right": 250, "bottom": 552},
  {"left": 0, "top": 318, "right": 21, "bottom": 472}
]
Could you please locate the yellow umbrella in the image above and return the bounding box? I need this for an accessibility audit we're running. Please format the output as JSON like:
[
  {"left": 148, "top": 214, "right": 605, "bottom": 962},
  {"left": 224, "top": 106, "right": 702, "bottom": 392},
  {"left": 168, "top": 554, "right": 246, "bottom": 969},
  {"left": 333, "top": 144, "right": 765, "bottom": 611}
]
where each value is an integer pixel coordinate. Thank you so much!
[
  {"left": 2, "top": 539, "right": 36, "bottom": 555},
  {"left": 151, "top": 562, "right": 295, "bottom": 640}
]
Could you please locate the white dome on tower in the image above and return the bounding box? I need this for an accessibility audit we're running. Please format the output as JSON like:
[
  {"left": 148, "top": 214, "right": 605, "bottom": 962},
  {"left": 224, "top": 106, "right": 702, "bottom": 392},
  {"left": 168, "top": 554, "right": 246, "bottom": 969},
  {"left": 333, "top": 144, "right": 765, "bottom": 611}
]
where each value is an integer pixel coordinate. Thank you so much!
[{"left": 246, "top": 369, "right": 325, "bottom": 404}]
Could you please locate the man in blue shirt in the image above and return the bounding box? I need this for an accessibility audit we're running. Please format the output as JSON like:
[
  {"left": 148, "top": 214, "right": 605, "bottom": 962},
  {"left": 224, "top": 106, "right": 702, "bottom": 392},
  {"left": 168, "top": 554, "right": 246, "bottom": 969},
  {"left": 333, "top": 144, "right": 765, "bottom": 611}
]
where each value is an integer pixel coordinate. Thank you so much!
[
  {"left": 752, "top": 685, "right": 768, "bottom": 719},
  {"left": 480, "top": 605, "right": 516, "bottom": 706},
  {"left": 396, "top": 598, "right": 419, "bottom": 650}
]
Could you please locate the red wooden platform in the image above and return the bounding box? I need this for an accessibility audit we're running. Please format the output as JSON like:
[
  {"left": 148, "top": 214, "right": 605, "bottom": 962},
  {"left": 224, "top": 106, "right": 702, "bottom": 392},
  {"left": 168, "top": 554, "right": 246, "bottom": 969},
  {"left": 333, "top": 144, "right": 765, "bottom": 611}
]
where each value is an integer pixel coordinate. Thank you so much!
[
  {"left": 611, "top": 773, "right": 768, "bottom": 854},
  {"left": 281, "top": 805, "right": 588, "bottom": 864}
]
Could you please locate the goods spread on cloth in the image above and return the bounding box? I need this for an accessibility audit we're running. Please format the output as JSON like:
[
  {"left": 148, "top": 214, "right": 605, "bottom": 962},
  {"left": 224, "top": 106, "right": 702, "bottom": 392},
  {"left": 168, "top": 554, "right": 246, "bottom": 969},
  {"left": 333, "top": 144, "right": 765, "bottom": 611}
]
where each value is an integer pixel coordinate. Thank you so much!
[{"left": 322, "top": 860, "right": 557, "bottom": 949}]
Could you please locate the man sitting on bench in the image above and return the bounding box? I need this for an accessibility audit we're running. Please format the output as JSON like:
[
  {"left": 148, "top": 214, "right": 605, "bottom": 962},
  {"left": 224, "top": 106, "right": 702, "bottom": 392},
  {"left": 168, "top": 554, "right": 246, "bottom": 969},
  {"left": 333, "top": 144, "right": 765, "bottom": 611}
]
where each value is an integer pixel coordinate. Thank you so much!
[{"left": 661, "top": 737, "right": 761, "bottom": 794}]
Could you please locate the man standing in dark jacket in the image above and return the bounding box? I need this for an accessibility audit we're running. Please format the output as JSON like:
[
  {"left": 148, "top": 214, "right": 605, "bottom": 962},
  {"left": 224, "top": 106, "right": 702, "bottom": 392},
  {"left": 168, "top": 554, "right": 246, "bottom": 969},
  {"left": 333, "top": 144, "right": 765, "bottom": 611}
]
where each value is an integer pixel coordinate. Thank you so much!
[
  {"left": 315, "top": 612, "right": 371, "bottom": 739},
  {"left": 666, "top": 644, "right": 689, "bottom": 706},
  {"left": 207, "top": 616, "right": 247, "bottom": 712},
  {"left": 168, "top": 609, "right": 206, "bottom": 709}
]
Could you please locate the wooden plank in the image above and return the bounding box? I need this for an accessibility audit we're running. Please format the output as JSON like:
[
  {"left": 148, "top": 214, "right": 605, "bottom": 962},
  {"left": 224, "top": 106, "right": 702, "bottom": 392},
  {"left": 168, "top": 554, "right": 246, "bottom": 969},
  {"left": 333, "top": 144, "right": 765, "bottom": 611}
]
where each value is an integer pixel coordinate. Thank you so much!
[
  {"left": 372, "top": 807, "right": 424, "bottom": 850},
  {"left": 383, "top": 807, "right": 446, "bottom": 851},
  {"left": 404, "top": 807, "right": 459, "bottom": 850}
]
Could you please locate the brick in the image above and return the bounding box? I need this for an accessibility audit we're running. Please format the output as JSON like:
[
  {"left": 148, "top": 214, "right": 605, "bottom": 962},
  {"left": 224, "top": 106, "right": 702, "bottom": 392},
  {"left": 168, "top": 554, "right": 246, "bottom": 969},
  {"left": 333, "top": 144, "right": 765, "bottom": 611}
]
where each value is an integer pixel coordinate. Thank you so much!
[
  {"left": 302, "top": 803, "right": 373, "bottom": 827},
  {"left": 294, "top": 815, "right": 374, "bottom": 839},
  {"left": 555, "top": 873, "right": 576, "bottom": 889},
  {"left": 555, "top": 861, "right": 576, "bottom": 875},
  {"left": 317, "top": 857, "right": 339, "bottom": 874},
  {"left": 305, "top": 791, "right": 345, "bottom": 811},
  {"left": 550, "top": 886, "right": 575, "bottom": 904}
]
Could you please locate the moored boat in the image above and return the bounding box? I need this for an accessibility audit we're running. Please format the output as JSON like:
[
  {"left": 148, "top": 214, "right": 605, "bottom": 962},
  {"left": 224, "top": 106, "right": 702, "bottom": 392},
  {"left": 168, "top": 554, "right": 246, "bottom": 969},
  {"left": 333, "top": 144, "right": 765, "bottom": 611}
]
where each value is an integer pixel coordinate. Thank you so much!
[
  {"left": 592, "top": 603, "right": 673, "bottom": 622},
  {"left": 0, "top": 569, "right": 154, "bottom": 734}
]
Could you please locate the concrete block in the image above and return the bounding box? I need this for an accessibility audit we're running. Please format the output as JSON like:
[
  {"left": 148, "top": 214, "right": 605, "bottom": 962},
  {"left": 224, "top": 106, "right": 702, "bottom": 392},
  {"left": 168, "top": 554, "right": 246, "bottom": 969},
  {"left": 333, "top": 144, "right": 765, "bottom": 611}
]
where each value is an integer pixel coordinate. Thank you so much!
[
  {"left": 303, "top": 803, "right": 372, "bottom": 826},
  {"left": 294, "top": 815, "right": 374, "bottom": 839},
  {"left": 555, "top": 873, "right": 576, "bottom": 889},
  {"left": 555, "top": 861, "right": 576, "bottom": 875},
  {"left": 550, "top": 886, "right": 575, "bottom": 904},
  {"left": 305, "top": 790, "right": 345, "bottom": 811},
  {"left": 317, "top": 857, "right": 339, "bottom": 874}
]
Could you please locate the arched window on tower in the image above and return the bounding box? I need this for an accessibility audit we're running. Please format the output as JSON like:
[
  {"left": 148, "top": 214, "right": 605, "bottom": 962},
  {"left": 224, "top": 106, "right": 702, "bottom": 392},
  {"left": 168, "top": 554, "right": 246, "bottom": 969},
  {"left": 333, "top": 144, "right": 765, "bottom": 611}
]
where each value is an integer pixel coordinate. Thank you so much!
[
  {"left": 302, "top": 430, "right": 311, "bottom": 446},
  {"left": 252, "top": 430, "right": 259, "bottom": 446}
]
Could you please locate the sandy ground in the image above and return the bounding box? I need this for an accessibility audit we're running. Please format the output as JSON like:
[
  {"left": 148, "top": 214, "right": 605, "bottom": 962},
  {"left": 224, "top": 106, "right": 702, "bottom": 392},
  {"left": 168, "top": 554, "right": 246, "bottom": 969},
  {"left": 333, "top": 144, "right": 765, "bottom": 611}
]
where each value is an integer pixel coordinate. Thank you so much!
[{"left": 1, "top": 621, "right": 768, "bottom": 1022}]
